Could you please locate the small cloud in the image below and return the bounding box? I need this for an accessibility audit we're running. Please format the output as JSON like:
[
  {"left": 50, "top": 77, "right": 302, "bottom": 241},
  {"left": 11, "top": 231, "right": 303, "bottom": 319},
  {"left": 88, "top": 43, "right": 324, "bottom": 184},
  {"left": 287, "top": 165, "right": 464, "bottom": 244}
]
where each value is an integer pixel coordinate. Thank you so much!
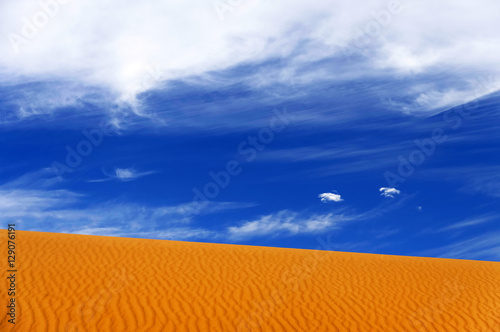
[
  {"left": 114, "top": 168, "right": 156, "bottom": 181},
  {"left": 115, "top": 168, "right": 136, "bottom": 180},
  {"left": 417, "top": 206, "right": 423, "bottom": 212},
  {"left": 380, "top": 187, "right": 401, "bottom": 198},
  {"left": 318, "top": 192, "right": 343, "bottom": 203},
  {"left": 88, "top": 167, "right": 156, "bottom": 182}
]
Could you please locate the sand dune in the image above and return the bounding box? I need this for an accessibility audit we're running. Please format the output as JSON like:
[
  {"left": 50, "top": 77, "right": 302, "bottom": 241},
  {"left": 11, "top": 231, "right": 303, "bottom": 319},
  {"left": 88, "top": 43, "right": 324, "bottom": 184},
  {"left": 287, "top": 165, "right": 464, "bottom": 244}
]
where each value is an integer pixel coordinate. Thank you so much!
[{"left": 1, "top": 230, "right": 499, "bottom": 331}]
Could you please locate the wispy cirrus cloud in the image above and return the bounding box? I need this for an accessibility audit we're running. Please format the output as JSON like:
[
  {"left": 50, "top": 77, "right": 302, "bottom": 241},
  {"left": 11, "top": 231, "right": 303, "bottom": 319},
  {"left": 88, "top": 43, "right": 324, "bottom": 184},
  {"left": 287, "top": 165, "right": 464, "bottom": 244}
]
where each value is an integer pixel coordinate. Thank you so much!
[
  {"left": 0, "top": 169, "right": 257, "bottom": 234},
  {"left": 0, "top": 186, "right": 255, "bottom": 231},
  {"left": 0, "top": 167, "right": 62, "bottom": 189},
  {"left": 0, "top": 189, "right": 82, "bottom": 219},
  {"left": 117, "top": 228, "right": 218, "bottom": 241},
  {"left": 227, "top": 210, "right": 352, "bottom": 239},
  {"left": 69, "top": 227, "right": 218, "bottom": 241},
  {"left": 462, "top": 173, "right": 500, "bottom": 198},
  {"left": 422, "top": 232, "right": 500, "bottom": 261},
  {"left": 422, "top": 166, "right": 500, "bottom": 198},
  {"left": 435, "top": 214, "right": 497, "bottom": 233}
]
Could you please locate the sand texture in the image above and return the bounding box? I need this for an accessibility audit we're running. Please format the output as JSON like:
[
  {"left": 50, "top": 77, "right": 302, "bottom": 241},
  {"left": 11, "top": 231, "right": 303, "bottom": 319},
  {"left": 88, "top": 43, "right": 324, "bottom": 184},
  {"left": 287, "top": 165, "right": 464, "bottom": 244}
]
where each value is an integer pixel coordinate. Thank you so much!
[{"left": 1, "top": 230, "right": 499, "bottom": 331}]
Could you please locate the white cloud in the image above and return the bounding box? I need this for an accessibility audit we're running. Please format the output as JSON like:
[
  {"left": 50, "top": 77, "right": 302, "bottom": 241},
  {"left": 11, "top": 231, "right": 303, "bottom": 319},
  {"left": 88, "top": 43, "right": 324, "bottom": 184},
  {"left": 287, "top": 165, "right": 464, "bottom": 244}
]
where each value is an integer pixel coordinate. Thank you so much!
[
  {"left": 228, "top": 210, "right": 350, "bottom": 239},
  {"left": 319, "top": 192, "right": 343, "bottom": 203},
  {"left": 379, "top": 187, "right": 400, "bottom": 198},
  {"left": 112, "top": 167, "right": 156, "bottom": 181},
  {"left": 115, "top": 168, "right": 137, "bottom": 180},
  {"left": 1, "top": 0, "right": 500, "bottom": 115},
  {"left": 88, "top": 167, "right": 156, "bottom": 182}
]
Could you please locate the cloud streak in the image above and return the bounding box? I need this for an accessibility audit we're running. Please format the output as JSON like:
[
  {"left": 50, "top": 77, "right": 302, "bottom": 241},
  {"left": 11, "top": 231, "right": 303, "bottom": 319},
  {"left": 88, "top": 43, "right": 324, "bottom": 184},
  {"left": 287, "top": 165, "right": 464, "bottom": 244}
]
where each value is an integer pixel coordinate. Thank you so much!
[
  {"left": 228, "top": 210, "right": 351, "bottom": 239},
  {"left": 422, "top": 232, "right": 500, "bottom": 261},
  {"left": 0, "top": 169, "right": 257, "bottom": 234},
  {"left": 436, "top": 215, "right": 497, "bottom": 233}
]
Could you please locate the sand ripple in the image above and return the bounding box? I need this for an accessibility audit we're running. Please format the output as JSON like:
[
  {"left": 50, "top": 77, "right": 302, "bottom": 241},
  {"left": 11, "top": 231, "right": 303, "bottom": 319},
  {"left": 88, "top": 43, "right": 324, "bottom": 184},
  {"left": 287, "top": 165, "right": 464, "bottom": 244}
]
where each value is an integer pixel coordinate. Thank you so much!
[{"left": 1, "top": 231, "right": 499, "bottom": 331}]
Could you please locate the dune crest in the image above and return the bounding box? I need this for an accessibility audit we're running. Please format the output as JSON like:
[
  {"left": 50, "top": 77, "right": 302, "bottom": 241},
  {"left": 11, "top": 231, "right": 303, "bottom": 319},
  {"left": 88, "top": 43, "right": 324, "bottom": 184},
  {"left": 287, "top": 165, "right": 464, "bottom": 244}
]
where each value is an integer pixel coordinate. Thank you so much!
[{"left": 1, "top": 230, "right": 499, "bottom": 331}]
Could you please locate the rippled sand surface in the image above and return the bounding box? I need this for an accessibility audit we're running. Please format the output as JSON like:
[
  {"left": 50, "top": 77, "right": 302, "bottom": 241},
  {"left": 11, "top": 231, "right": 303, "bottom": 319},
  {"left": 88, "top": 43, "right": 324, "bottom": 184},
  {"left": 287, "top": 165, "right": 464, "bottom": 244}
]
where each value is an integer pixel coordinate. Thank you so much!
[{"left": 1, "top": 230, "right": 499, "bottom": 331}]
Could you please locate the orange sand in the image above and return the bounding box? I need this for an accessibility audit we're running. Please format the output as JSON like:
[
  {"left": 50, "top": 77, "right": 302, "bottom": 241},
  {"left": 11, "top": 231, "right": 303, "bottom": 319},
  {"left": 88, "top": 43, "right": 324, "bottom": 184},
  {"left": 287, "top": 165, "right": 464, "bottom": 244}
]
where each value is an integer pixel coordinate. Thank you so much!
[{"left": 1, "top": 230, "right": 499, "bottom": 331}]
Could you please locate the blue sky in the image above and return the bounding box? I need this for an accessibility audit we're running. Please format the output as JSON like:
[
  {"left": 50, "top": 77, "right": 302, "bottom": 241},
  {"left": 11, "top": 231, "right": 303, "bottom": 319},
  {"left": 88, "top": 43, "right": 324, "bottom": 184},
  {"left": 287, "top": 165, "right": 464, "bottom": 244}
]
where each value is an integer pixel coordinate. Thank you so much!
[{"left": 1, "top": 0, "right": 500, "bottom": 261}]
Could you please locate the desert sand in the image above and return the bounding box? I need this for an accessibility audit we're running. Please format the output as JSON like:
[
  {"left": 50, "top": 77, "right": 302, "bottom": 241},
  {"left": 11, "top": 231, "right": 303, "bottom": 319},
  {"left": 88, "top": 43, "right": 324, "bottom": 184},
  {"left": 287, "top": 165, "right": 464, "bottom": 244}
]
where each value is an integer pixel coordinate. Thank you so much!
[{"left": 1, "top": 230, "right": 499, "bottom": 331}]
